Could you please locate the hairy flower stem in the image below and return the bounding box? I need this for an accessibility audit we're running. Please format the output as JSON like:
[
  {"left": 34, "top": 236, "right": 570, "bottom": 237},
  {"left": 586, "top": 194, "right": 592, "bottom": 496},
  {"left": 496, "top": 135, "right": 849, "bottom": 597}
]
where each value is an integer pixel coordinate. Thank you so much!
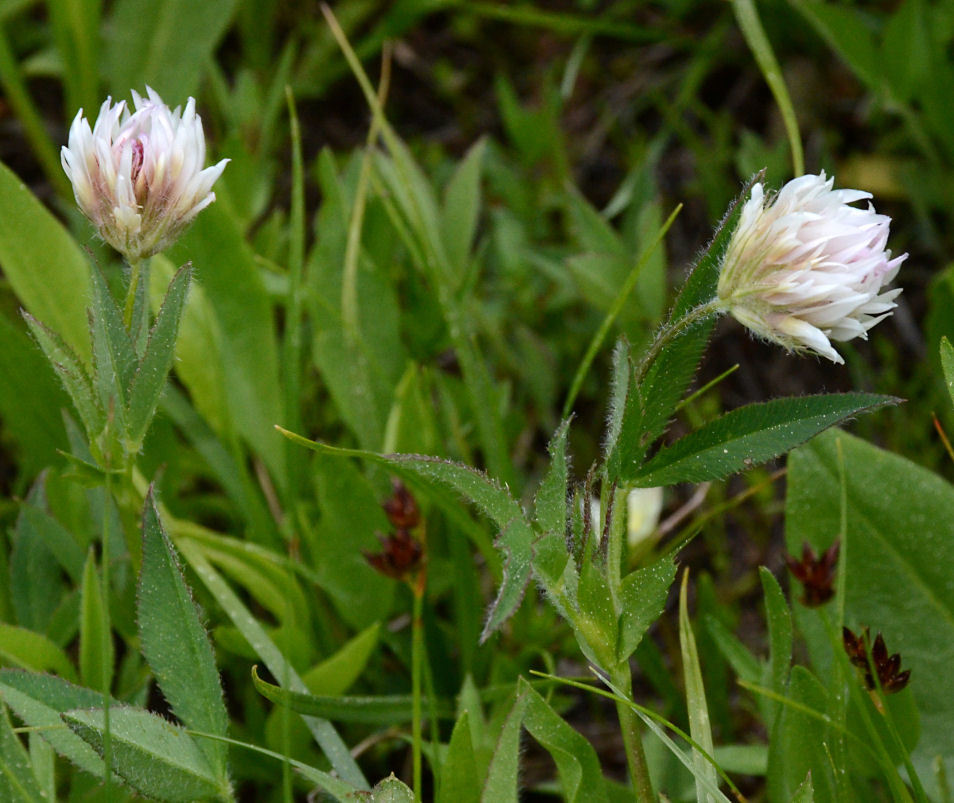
[
  {"left": 123, "top": 258, "right": 142, "bottom": 330},
  {"left": 411, "top": 576, "right": 425, "bottom": 801},
  {"left": 634, "top": 299, "right": 722, "bottom": 388},
  {"left": 101, "top": 471, "right": 114, "bottom": 798},
  {"left": 611, "top": 664, "right": 654, "bottom": 801}
]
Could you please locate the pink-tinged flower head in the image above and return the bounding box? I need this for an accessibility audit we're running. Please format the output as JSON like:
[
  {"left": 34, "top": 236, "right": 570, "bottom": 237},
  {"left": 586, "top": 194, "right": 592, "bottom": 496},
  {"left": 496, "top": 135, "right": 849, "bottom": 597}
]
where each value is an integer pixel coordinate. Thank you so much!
[
  {"left": 716, "top": 172, "right": 905, "bottom": 363},
  {"left": 61, "top": 87, "right": 228, "bottom": 262}
]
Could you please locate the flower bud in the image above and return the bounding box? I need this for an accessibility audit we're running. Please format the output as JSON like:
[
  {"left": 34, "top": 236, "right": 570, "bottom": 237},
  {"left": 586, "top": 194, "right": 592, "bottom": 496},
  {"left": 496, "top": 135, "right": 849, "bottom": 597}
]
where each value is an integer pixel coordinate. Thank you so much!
[
  {"left": 716, "top": 173, "right": 905, "bottom": 364},
  {"left": 61, "top": 87, "right": 228, "bottom": 262}
]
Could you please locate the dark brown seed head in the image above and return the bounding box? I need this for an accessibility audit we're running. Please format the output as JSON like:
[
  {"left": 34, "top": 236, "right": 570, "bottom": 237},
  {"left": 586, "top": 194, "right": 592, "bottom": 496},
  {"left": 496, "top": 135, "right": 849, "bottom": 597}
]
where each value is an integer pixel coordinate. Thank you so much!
[
  {"left": 786, "top": 540, "right": 839, "bottom": 607},
  {"left": 842, "top": 626, "right": 911, "bottom": 694},
  {"left": 382, "top": 479, "right": 420, "bottom": 530},
  {"left": 364, "top": 528, "right": 424, "bottom": 582}
]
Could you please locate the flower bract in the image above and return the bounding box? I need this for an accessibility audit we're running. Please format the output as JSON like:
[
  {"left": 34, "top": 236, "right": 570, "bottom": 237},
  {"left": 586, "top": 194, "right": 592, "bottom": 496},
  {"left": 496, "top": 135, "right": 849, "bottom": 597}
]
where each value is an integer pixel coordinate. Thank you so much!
[
  {"left": 61, "top": 87, "right": 228, "bottom": 262},
  {"left": 716, "top": 172, "right": 905, "bottom": 363}
]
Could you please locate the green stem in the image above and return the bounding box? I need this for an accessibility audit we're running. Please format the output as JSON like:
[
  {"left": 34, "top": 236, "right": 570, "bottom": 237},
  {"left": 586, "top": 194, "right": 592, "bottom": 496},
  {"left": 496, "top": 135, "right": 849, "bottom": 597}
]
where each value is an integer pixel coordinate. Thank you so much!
[
  {"left": 101, "top": 473, "right": 113, "bottom": 798},
  {"left": 123, "top": 259, "right": 142, "bottom": 330},
  {"left": 611, "top": 664, "right": 655, "bottom": 802},
  {"left": 411, "top": 582, "right": 424, "bottom": 801}
]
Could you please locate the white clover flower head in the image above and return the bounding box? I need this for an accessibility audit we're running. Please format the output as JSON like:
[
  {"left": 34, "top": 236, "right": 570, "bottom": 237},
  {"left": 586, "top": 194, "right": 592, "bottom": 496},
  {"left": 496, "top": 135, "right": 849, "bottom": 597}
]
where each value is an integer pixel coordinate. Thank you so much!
[
  {"left": 61, "top": 87, "right": 228, "bottom": 262},
  {"left": 716, "top": 172, "right": 905, "bottom": 364}
]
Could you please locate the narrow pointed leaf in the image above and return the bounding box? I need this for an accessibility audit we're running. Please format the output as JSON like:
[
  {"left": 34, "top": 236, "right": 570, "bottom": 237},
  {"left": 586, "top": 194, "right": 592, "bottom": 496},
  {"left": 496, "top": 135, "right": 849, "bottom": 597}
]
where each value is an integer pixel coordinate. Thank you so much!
[
  {"left": 480, "top": 691, "right": 527, "bottom": 803},
  {"left": 759, "top": 567, "right": 792, "bottom": 734},
  {"left": 0, "top": 669, "right": 118, "bottom": 780},
  {"left": 127, "top": 264, "right": 192, "bottom": 447},
  {"left": 533, "top": 418, "right": 571, "bottom": 535},
  {"left": 175, "top": 540, "right": 368, "bottom": 789},
  {"left": 606, "top": 175, "right": 758, "bottom": 481},
  {"left": 679, "top": 571, "right": 719, "bottom": 803},
  {"left": 520, "top": 678, "right": 608, "bottom": 803},
  {"left": 0, "top": 624, "right": 77, "bottom": 682},
  {"left": 277, "top": 428, "right": 533, "bottom": 639},
  {"left": 88, "top": 266, "right": 138, "bottom": 399},
  {"left": 252, "top": 666, "right": 454, "bottom": 723},
  {"left": 439, "top": 713, "right": 480, "bottom": 803},
  {"left": 617, "top": 556, "right": 677, "bottom": 661},
  {"left": 630, "top": 393, "right": 897, "bottom": 486},
  {"left": 79, "top": 549, "right": 113, "bottom": 694},
  {"left": 63, "top": 706, "right": 226, "bottom": 802},
  {"left": 0, "top": 702, "right": 43, "bottom": 802},
  {"left": 22, "top": 312, "right": 104, "bottom": 438},
  {"left": 441, "top": 138, "right": 486, "bottom": 275},
  {"left": 941, "top": 336, "right": 954, "bottom": 408},
  {"left": 138, "top": 490, "right": 228, "bottom": 780}
]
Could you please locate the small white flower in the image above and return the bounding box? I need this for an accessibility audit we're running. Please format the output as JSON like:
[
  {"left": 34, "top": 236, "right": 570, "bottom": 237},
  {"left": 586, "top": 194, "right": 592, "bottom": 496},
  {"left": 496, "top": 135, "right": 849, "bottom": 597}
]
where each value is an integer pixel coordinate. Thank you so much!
[
  {"left": 626, "top": 487, "right": 664, "bottom": 550},
  {"left": 716, "top": 172, "right": 905, "bottom": 364},
  {"left": 61, "top": 87, "right": 228, "bottom": 262}
]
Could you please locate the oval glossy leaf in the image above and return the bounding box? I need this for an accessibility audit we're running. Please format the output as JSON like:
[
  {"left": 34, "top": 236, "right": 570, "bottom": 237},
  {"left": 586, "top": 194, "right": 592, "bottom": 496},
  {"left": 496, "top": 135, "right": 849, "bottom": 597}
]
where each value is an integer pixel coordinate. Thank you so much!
[{"left": 630, "top": 393, "right": 897, "bottom": 486}]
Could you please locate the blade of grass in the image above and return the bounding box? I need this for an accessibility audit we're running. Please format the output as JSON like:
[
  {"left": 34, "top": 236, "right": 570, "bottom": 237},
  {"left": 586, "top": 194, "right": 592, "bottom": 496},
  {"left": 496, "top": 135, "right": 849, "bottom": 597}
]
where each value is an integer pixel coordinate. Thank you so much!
[
  {"left": 562, "top": 204, "right": 681, "bottom": 418},
  {"left": 731, "top": 0, "right": 804, "bottom": 175},
  {"left": 176, "top": 539, "right": 368, "bottom": 790}
]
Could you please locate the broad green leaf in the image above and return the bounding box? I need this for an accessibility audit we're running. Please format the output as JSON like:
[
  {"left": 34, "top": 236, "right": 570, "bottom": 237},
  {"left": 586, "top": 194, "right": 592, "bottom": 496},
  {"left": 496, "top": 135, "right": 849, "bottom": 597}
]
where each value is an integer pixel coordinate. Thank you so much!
[
  {"left": 630, "top": 393, "right": 896, "bottom": 486},
  {"left": 520, "top": 678, "right": 609, "bottom": 803},
  {"left": 679, "top": 571, "right": 718, "bottom": 803},
  {"left": 786, "top": 428, "right": 954, "bottom": 794},
  {"left": 278, "top": 430, "right": 533, "bottom": 639},
  {"left": 759, "top": 567, "right": 792, "bottom": 734},
  {"left": 0, "top": 702, "right": 43, "bottom": 802},
  {"left": 369, "top": 775, "right": 415, "bottom": 802},
  {"left": 0, "top": 669, "right": 116, "bottom": 780},
  {"left": 22, "top": 313, "right": 103, "bottom": 440},
  {"left": 789, "top": 2, "right": 880, "bottom": 90},
  {"left": 17, "top": 503, "right": 84, "bottom": 584},
  {"left": 126, "top": 265, "right": 192, "bottom": 448},
  {"left": 63, "top": 706, "right": 228, "bottom": 802},
  {"left": 0, "top": 624, "right": 77, "bottom": 682},
  {"left": 174, "top": 541, "right": 368, "bottom": 789},
  {"left": 0, "top": 160, "right": 89, "bottom": 357},
  {"left": 10, "top": 480, "right": 69, "bottom": 634},
  {"left": 617, "top": 556, "right": 677, "bottom": 661},
  {"left": 532, "top": 419, "right": 571, "bottom": 536},
  {"left": 941, "top": 337, "right": 954, "bottom": 408},
  {"left": 438, "top": 713, "right": 480, "bottom": 803},
  {"left": 79, "top": 549, "right": 113, "bottom": 694},
  {"left": 104, "top": 0, "right": 236, "bottom": 102},
  {"left": 303, "top": 623, "right": 380, "bottom": 697},
  {"left": 138, "top": 491, "right": 228, "bottom": 779},
  {"left": 480, "top": 691, "right": 527, "bottom": 803},
  {"left": 441, "top": 139, "right": 486, "bottom": 275},
  {"left": 0, "top": 313, "right": 67, "bottom": 475},
  {"left": 252, "top": 666, "right": 453, "bottom": 723}
]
